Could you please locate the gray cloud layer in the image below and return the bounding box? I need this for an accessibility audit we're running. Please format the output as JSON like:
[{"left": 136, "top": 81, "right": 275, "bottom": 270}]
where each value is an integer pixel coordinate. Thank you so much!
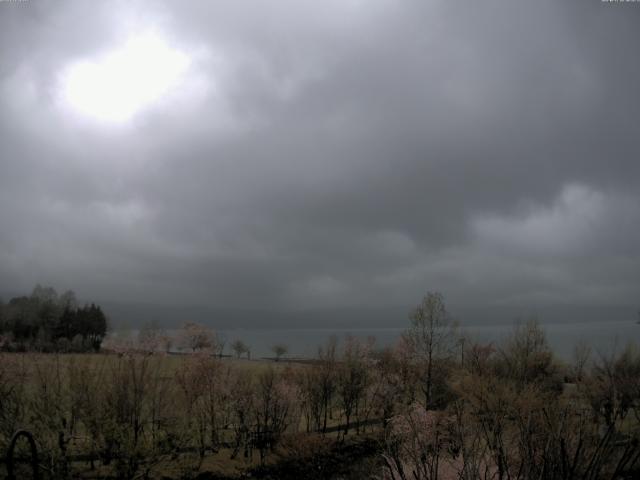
[{"left": 1, "top": 0, "right": 639, "bottom": 321}]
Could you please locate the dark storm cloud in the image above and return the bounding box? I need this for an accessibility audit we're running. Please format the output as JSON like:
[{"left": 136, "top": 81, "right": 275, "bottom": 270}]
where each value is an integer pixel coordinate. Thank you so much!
[{"left": 1, "top": 0, "right": 639, "bottom": 321}]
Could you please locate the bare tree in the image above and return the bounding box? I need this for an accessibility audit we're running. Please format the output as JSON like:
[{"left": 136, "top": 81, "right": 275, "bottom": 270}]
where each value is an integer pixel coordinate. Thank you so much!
[
  {"left": 271, "top": 343, "right": 288, "bottom": 361},
  {"left": 231, "top": 339, "right": 249, "bottom": 359},
  {"left": 175, "top": 354, "right": 231, "bottom": 457},
  {"left": 214, "top": 333, "right": 226, "bottom": 358},
  {"left": 498, "top": 318, "right": 558, "bottom": 389},
  {"left": 295, "top": 365, "right": 324, "bottom": 432},
  {"left": 229, "top": 370, "right": 255, "bottom": 460},
  {"left": 337, "top": 336, "right": 370, "bottom": 435},
  {"left": 571, "top": 340, "right": 591, "bottom": 382},
  {"left": 137, "top": 320, "right": 164, "bottom": 352},
  {"left": 253, "top": 367, "right": 299, "bottom": 464},
  {"left": 405, "top": 292, "right": 456, "bottom": 409},
  {"left": 383, "top": 405, "right": 451, "bottom": 480},
  {"left": 317, "top": 336, "right": 338, "bottom": 433},
  {"left": 179, "top": 322, "right": 216, "bottom": 353}
]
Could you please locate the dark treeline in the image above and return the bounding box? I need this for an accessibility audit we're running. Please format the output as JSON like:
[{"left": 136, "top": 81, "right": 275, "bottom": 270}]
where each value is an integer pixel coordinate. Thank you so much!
[{"left": 0, "top": 285, "right": 108, "bottom": 352}]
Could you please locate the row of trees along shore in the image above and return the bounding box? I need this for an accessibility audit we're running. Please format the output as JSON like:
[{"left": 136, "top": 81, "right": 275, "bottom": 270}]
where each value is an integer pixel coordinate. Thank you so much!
[
  {"left": 0, "top": 291, "right": 639, "bottom": 479},
  {"left": 122, "top": 319, "right": 290, "bottom": 360},
  {"left": 0, "top": 285, "right": 107, "bottom": 352}
]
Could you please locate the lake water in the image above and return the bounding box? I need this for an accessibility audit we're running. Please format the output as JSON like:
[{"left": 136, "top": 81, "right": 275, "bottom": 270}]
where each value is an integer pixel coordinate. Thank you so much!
[
  {"left": 215, "top": 320, "right": 640, "bottom": 360},
  {"left": 114, "top": 320, "right": 640, "bottom": 361}
]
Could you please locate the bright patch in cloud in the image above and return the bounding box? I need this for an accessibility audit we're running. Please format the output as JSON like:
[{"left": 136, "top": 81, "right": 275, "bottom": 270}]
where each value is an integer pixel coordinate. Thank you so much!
[
  {"left": 473, "top": 184, "right": 605, "bottom": 255},
  {"left": 59, "top": 33, "right": 191, "bottom": 123}
]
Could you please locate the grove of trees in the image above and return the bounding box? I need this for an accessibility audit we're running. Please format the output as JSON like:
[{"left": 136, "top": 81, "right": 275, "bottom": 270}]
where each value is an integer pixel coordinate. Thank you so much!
[{"left": 0, "top": 285, "right": 108, "bottom": 352}]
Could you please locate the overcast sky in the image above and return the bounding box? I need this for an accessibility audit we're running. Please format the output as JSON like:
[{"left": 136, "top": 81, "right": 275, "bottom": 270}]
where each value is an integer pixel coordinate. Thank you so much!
[{"left": 1, "top": 0, "right": 639, "bottom": 320}]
